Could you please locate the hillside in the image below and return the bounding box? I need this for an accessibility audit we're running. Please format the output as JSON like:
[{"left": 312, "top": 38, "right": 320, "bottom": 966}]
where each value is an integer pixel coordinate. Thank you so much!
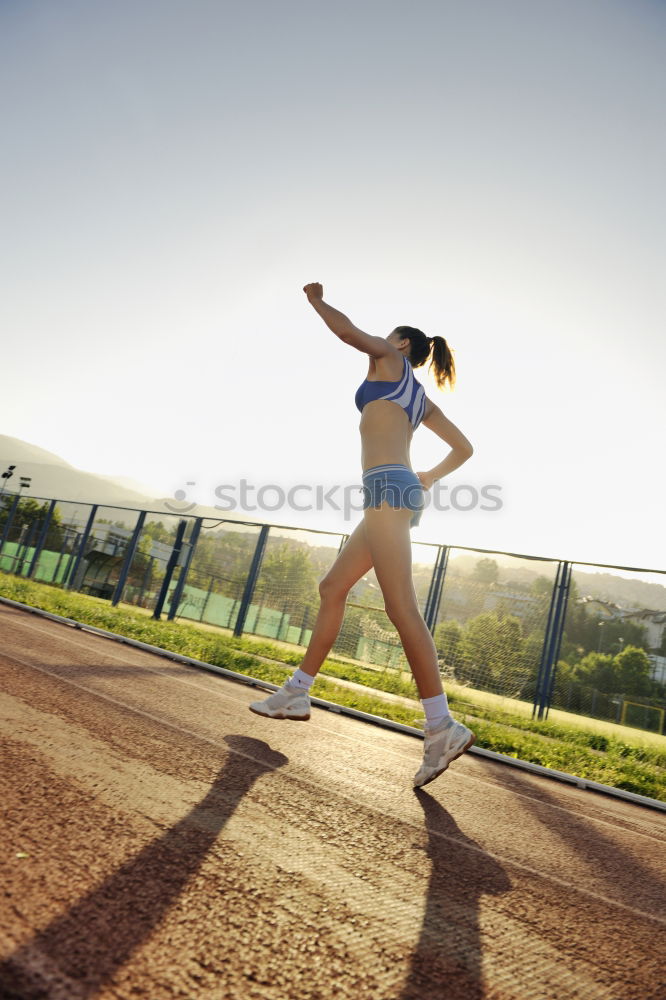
[
  {"left": 0, "top": 436, "right": 239, "bottom": 521},
  {"left": 0, "top": 435, "right": 159, "bottom": 509},
  {"left": 447, "top": 551, "right": 666, "bottom": 612}
]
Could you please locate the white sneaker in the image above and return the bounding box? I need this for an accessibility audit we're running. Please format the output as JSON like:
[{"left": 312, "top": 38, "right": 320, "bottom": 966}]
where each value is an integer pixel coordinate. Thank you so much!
[
  {"left": 413, "top": 716, "right": 475, "bottom": 788},
  {"left": 248, "top": 680, "right": 311, "bottom": 721}
]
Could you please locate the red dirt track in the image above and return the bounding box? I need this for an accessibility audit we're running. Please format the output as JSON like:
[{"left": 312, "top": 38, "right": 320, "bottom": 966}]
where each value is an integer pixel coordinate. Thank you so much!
[{"left": 1, "top": 602, "right": 665, "bottom": 1000}]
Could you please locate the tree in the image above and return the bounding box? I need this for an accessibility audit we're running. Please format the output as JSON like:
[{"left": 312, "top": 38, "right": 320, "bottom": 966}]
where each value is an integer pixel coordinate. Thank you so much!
[
  {"left": 456, "top": 611, "right": 525, "bottom": 693},
  {"left": 572, "top": 645, "right": 653, "bottom": 697},
  {"left": 613, "top": 645, "right": 653, "bottom": 697},
  {"left": 0, "top": 498, "right": 64, "bottom": 551},
  {"left": 256, "top": 545, "right": 319, "bottom": 619},
  {"left": 187, "top": 530, "right": 257, "bottom": 593},
  {"left": 433, "top": 619, "right": 463, "bottom": 671},
  {"left": 532, "top": 575, "right": 554, "bottom": 598},
  {"left": 516, "top": 631, "right": 545, "bottom": 700},
  {"left": 141, "top": 520, "right": 177, "bottom": 545},
  {"left": 575, "top": 651, "right": 616, "bottom": 693},
  {"left": 472, "top": 558, "right": 499, "bottom": 585}
]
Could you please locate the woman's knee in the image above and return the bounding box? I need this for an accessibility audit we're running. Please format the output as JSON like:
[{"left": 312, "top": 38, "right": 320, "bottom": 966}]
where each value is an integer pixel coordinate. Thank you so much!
[
  {"left": 384, "top": 596, "right": 422, "bottom": 629},
  {"left": 318, "top": 573, "right": 349, "bottom": 603}
]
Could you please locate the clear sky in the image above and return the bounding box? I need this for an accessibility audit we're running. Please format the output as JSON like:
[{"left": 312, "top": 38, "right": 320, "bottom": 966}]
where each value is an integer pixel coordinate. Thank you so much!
[{"left": 1, "top": 0, "right": 664, "bottom": 570}]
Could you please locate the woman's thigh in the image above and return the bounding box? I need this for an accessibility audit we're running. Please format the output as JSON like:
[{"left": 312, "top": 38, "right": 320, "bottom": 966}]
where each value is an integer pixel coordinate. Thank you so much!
[
  {"left": 362, "top": 504, "right": 419, "bottom": 611},
  {"left": 320, "top": 518, "right": 374, "bottom": 597}
]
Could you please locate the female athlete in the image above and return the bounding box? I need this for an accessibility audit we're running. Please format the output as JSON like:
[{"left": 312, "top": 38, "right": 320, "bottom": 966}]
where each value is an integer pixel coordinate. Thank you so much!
[{"left": 250, "top": 283, "right": 476, "bottom": 788}]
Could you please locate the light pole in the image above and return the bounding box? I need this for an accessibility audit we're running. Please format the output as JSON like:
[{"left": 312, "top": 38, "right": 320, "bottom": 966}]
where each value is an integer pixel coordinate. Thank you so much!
[
  {"left": 18, "top": 476, "right": 32, "bottom": 496},
  {"left": 597, "top": 620, "right": 605, "bottom": 653},
  {"left": 0, "top": 465, "right": 16, "bottom": 497}
]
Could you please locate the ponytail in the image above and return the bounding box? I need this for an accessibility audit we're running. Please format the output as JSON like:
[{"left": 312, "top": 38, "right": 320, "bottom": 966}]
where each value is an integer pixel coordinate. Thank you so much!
[
  {"left": 394, "top": 325, "right": 456, "bottom": 391},
  {"left": 429, "top": 335, "right": 456, "bottom": 390}
]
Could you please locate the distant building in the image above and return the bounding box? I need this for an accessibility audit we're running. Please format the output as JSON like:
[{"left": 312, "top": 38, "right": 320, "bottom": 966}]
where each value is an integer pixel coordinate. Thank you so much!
[
  {"left": 622, "top": 609, "right": 666, "bottom": 651},
  {"left": 483, "top": 588, "right": 543, "bottom": 620},
  {"left": 578, "top": 597, "right": 666, "bottom": 651},
  {"left": 578, "top": 597, "right": 626, "bottom": 621}
]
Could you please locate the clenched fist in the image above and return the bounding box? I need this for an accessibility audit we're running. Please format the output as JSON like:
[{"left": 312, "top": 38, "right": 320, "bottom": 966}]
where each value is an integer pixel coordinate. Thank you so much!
[{"left": 303, "top": 282, "right": 323, "bottom": 302}]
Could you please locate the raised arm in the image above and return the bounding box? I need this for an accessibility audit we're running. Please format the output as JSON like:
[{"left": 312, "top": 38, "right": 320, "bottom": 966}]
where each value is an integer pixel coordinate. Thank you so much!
[
  {"left": 418, "top": 397, "right": 474, "bottom": 488},
  {"left": 303, "top": 282, "right": 395, "bottom": 359}
]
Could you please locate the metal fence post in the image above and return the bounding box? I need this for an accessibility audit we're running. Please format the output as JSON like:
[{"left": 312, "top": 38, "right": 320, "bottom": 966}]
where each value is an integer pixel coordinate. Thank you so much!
[
  {"left": 533, "top": 572, "right": 559, "bottom": 719},
  {"left": 52, "top": 529, "right": 72, "bottom": 584},
  {"left": 167, "top": 517, "right": 203, "bottom": 621},
  {"left": 152, "top": 519, "right": 188, "bottom": 620},
  {"left": 135, "top": 554, "right": 155, "bottom": 607},
  {"left": 200, "top": 574, "right": 215, "bottom": 622},
  {"left": 337, "top": 533, "right": 350, "bottom": 554},
  {"left": 424, "top": 545, "right": 450, "bottom": 633},
  {"left": 65, "top": 505, "right": 98, "bottom": 589},
  {"left": 533, "top": 560, "right": 572, "bottom": 720},
  {"left": 233, "top": 524, "right": 270, "bottom": 637},
  {"left": 544, "top": 562, "right": 573, "bottom": 718},
  {"left": 0, "top": 493, "right": 21, "bottom": 560},
  {"left": 17, "top": 519, "right": 40, "bottom": 575},
  {"left": 27, "top": 500, "right": 57, "bottom": 579},
  {"left": 111, "top": 510, "right": 147, "bottom": 606}
]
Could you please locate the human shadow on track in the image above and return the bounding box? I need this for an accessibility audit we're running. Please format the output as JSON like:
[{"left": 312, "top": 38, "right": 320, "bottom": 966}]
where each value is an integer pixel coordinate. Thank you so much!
[
  {"left": 496, "top": 770, "right": 666, "bottom": 920},
  {"left": 0, "top": 735, "right": 287, "bottom": 1000},
  {"left": 400, "top": 790, "right": 511, "bottom": 1000}
]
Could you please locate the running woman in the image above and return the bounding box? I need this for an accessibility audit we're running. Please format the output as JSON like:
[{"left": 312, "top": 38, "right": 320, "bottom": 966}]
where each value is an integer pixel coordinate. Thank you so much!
[{"left": 249, "top": 283, "right": 476, "bottom": 788}]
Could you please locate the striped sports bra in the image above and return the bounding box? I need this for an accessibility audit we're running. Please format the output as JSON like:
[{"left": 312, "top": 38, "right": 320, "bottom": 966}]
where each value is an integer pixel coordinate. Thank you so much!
[{"left": 355, "top": 356, "right": 427, "bottom": 430}]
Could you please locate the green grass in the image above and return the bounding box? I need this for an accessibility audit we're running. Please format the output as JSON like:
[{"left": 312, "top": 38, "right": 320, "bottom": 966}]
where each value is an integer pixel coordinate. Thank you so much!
[
  {"left": 438, "top": 683, "right": 666, "bottom": 750},
  {"left": 2, "top": 574, "right": 665, "bottom": 803}
]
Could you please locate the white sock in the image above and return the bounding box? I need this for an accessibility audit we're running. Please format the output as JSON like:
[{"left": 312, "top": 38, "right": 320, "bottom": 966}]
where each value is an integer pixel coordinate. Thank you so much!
[
  {"left": 421, "top": 693, "right": 451, "bottom": 728},
  {"left": 289, "top": 668, "right": 314, "bottom": 691}
]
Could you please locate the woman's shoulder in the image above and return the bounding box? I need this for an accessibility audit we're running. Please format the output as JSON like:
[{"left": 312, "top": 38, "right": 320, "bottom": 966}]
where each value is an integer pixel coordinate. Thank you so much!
[{"left": 371, "top": 350, "right": 407, "bottom": 382}]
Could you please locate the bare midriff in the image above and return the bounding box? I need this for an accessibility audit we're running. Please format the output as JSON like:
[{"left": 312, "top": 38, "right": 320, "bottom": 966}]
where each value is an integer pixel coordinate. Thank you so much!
[{"left": 359, "top": 400, "right": 414, "bottom": 471}]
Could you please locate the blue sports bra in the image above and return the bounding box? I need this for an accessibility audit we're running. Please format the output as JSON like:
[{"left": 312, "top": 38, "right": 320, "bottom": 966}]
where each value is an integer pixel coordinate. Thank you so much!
[{"left": 355, "top": 356, "right": 427, "bottom": 430}]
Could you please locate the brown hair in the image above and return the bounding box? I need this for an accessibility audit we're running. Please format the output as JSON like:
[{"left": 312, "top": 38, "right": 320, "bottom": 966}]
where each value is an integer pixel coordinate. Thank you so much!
[{"left": 394, "top": 326, "right": 456, "bottom": 390}]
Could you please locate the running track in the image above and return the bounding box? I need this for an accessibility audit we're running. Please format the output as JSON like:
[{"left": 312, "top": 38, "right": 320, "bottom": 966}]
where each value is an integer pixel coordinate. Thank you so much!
[{"left": 1, "top": 602, "right": 665, "bottom": 1000}]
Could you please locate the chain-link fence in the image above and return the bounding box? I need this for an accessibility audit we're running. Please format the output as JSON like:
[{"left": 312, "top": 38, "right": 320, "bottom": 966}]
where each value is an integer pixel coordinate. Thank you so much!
[
  {"left": 432, "top": 552, "right": 557, "bottom": 704},
  {"left": 1, "top": 489, "right": 665, "bottom": 735}
]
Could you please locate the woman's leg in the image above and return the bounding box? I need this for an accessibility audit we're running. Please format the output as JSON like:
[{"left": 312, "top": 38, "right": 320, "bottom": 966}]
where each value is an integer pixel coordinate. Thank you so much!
[
  {"left": 248, "top": 519, "right": 373, "bottom": 719},
  {"left": 362, "top": 504, "right": 444, "bottom": 700},
  {"left": 298, "top": 518, "right": 374, "bottom": 677}
]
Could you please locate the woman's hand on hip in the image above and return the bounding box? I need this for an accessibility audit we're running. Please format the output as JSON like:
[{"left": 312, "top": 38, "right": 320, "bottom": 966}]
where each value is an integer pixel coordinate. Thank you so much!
[{"left": 417, "top": 470, "right": 436, "bottom": 490}]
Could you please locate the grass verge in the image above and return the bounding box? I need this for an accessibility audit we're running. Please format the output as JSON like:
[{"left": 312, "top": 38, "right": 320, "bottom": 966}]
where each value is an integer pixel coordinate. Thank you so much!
[{"left": 1, "top": 574, "right": 664, "bottom": 802}]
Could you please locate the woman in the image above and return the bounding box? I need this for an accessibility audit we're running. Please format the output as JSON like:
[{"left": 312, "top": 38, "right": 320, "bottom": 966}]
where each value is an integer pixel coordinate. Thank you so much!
[{"left": 250, "top": 283, "right": 475, "bottom": 788}]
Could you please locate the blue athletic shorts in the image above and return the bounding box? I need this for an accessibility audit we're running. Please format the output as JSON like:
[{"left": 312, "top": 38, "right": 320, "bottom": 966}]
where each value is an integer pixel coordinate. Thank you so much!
[{"left": 361, "top": 464, "right": 425, "bottom": 528}]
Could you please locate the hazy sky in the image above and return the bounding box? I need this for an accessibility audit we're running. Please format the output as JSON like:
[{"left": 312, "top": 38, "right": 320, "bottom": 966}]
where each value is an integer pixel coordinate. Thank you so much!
[{"left": 2, "top": 0, "right": 664, "bottom": 570}]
